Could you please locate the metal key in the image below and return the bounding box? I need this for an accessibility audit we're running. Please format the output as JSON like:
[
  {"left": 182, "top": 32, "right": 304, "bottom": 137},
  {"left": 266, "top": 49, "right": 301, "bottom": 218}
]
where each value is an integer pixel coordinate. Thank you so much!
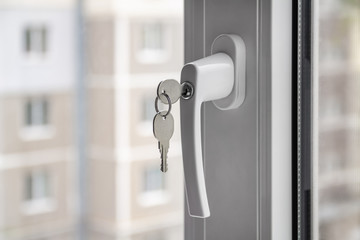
[
  {"left": 158, "top": 79, "right": 194, "bottom": 104},
  {"left": 157, "top": 79, "right": 181, "bottom": 104},
  {"left": 153, "top": 111, "right": 174, "bottom": 172}
]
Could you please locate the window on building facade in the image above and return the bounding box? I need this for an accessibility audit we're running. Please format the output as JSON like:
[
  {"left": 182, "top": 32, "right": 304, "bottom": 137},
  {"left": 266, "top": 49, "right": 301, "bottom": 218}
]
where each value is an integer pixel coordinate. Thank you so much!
[
  {"left": 24, "top": 26, "right": 48, "bottom": 55},
  {"left": 143, "top": 165, "right": 165, "bottom": 193},
  {"left": 25, "top": 170, "right": 51, "bottom": 201},
  {"left": 138, "top": 95, "right": 166, "bottom": 136},
  {"left": 137, "top": 22, "right": 169, "bottom": 63},
  {"left": 138, "top": 165, "right": 169, "bottom": 207},
  {"left": 24, "top": 97, "right": 49, "bottom": 127},
  {"left": 23, "top": 169, "right": 54, "bottom": 215},
  {"left": 142, "top": 96, "right": 156, "bottom": 122},
  {"left": 320, "top": 94, "right": 344, "bottom": 118},
  {"left": 142, "top": 23, "right": 164, "bottom": 51}
]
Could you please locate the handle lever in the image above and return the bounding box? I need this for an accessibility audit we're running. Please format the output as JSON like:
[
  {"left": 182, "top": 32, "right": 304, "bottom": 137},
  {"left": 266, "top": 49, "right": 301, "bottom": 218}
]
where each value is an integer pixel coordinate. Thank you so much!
[{"left": 180, "top": 34, "right": 246, "bottom": 218}]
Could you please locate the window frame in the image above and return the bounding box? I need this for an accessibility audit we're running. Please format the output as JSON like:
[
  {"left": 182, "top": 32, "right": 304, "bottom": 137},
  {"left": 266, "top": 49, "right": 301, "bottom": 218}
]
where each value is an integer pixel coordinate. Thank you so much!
[
  {"left": 136, "top": 21, "right": 171, "bottom": 64},
  {"left": 22, "top": 169, "right": 55, "bottom": 216},
  {"left": 137, "top": 164, "right": 169, "bottom": 207},
  {"left": 20, "top": 97, "right": 54, "bottom": 141},
  {"left": 24, "top": 97, "right": 49, "bottom": 127},
  {"left": 23, "top": 25, "right": 48, "bottom": 58},
  {"left": 184, "top": 0, "right": 293, "bottom": 239}
]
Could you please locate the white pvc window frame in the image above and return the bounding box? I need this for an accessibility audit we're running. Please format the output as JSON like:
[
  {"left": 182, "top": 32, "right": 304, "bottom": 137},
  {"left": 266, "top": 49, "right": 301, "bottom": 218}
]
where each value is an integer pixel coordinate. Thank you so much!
[{"left": 271, "top": 0, "right": 293, "bottom": 239}]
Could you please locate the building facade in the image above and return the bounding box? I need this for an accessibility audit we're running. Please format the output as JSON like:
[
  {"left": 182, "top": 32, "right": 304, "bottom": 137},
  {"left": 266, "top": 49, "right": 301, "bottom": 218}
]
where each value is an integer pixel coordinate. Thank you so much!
[
  {"left": 0, "top": 1, "right": 77, "bottom": 239},
  {"left": 85, "top": 0, "right": 184, "bottom": 239},
  {"left": 0, "top": 0, "right": 184, "bottom": 239},
  {"left": 318, "top": 1, "right": 360, "bottom": 239}
]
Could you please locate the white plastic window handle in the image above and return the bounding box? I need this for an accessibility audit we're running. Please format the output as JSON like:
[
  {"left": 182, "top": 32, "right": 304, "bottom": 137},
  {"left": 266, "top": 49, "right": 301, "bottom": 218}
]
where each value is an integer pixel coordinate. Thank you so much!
[
  {"left": 180, "top": 53, "right": 234, "bottom": 218},
  {"left": 180, "top": 34, "right": 246, "bottom": 218}
]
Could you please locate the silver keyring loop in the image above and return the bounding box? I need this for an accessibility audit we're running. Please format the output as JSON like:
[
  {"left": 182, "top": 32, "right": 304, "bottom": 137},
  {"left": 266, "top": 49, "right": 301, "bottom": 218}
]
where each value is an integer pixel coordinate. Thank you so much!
[{"left": 155, "top": 92, "right": 172, "bottom": 117}]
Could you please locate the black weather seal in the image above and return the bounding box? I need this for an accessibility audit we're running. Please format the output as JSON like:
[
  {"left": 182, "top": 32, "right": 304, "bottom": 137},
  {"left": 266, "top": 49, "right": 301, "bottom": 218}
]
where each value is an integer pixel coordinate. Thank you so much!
[{"left": 292, "top": 0, "right": 312, "bottom": 239}]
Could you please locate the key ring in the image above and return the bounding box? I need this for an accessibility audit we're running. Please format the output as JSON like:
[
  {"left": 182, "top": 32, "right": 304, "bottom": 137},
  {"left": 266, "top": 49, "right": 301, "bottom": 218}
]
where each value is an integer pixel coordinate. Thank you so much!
[{"left": 155, "top": 92, "right": 172, "bottom": 118}]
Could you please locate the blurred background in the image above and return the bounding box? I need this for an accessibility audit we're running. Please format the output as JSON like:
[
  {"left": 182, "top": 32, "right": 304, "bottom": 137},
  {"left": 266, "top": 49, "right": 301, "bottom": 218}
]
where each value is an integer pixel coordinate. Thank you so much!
[
  {"left": 0, "top": 0, "right": 184, "bottom": 239},
  {"left": 0, "top": 0, "right": 359, "bottom": 239},
  {"left": 317, "top": 0, "right": 360, "bottom": 239}
]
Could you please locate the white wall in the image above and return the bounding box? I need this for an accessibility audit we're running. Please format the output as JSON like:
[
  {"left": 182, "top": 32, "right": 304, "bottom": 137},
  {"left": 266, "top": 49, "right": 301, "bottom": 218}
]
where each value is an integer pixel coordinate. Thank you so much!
[{"left": 0, "top": 9, "right": 75, "bottom": 94}]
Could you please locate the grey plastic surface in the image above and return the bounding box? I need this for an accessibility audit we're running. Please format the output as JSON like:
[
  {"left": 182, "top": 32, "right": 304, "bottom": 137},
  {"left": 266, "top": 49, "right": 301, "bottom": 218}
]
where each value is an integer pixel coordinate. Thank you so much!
[{"left": 184, "top": 0, "right": 273, "bottom": 239}]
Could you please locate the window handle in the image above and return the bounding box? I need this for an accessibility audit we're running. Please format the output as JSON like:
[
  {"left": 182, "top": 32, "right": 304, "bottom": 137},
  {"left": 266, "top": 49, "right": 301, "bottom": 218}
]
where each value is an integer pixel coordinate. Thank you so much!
[{"left": 180, "top": 34, "right": 246, "bottom": 218}]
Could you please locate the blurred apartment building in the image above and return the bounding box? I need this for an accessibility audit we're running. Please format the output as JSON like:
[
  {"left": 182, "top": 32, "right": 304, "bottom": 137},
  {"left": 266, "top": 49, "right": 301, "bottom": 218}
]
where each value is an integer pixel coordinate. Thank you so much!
[
  {"left": 85, "top": 0, "right": 184, "bottom": 239},
  {"left": 0, "top": 0, "right": 78, "bottom": 239},
  {"left": 318, "top": 1, "right": 360, "bottom": 239},
  {"left": 0, "top": 0, "right": 184, "bottom": 239}
]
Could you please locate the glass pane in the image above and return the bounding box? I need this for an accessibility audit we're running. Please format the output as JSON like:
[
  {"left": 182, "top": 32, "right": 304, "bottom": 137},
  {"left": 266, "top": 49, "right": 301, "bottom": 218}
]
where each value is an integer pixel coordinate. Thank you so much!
[
  {"left": 317, "top": 1, "right": 360, "bottom": 239},
  {"left": 0, "top": 0, "right": 184, "bottom": 239}
]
